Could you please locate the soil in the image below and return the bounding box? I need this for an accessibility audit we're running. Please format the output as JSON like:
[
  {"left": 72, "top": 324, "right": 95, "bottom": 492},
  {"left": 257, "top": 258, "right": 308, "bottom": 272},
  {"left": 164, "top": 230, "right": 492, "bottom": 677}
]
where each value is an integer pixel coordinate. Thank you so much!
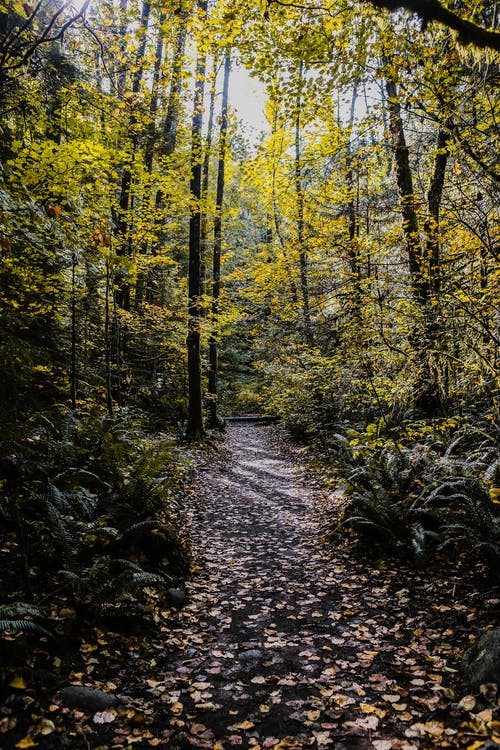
[{"left": 2, "top": 423, "right": 499, "bottom": 749}]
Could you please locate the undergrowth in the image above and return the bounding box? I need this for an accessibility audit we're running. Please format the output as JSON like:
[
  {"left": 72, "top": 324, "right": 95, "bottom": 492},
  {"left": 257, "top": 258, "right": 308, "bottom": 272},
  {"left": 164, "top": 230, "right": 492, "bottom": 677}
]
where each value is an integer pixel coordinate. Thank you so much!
[
  {"left": 308, "top": 408, "right": 500, "bottom": 580},
  {"left": 0, "top": 406, "right": 191, "bottom": 682}
]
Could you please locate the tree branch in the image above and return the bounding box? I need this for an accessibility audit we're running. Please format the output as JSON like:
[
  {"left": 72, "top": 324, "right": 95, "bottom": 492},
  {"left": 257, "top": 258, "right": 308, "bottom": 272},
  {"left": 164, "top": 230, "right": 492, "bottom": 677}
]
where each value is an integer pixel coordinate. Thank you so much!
[
  {"left": 266, "top": 0, "right": 500, "bottom": 51},
  {"left": 364, "top": 0, "right": 500, "bottom": 51}
]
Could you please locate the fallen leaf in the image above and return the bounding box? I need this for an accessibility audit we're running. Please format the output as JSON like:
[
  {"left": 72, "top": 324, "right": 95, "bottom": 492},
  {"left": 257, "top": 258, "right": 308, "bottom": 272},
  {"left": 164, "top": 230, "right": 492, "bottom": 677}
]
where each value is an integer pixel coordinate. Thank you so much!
[
  {"left": 372, "top": 741, "right": 394, "bottom": 750},
  {"left": 9, "top": 676, "right": 27, "bottom": 689},
  {"left": 93, "top": 710, "right": 117, "bottom": 724},
  {"left": 382, "top": 694, "right": 401, "bottom": 703},
  {"left": 36, "top": 719, "right": 55, "bottom": 736},
  {"left": 360, "top": 703, "right": 386, "bottom": 718},
  {"left": 307, "top": 709, "right": 320, "bottom": 721},
  {"left": 16, "top": 738, "right": 37, "bottom": 749},
  {"left": 190, "top": 723, "right": 208, "bottom": 736},
  {"left": 458, "top": 695, "right": 476, "bottom": 711},
  {"left": 423, "top": 721, "right": 444, "bottom": 737},
  {"left": 312, "top": 731, "right": 333, "bottom": 746},
  {"left": 475, "top": 708, "right": 493, "bottom": 722},
  {"left": 332, "top": 694, "right": 356, "bottom": 707},
  {"left": 237, "top": 720, "right": 255, "bottom": 730},
  {"left": 0, "top": 716, "right": 17, "bottom": 733}
]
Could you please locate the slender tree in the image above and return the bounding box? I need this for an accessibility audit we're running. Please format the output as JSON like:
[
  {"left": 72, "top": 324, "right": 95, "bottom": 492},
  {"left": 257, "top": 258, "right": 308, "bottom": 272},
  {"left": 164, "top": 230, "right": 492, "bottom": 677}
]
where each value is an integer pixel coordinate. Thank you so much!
[
  {"left": 207, "top": 50, "right": 231, "bottom": 429},
  {"left": 186, "top": 0, "right": 208, "bottom": 441},
  {"left": 294, "top": 59, "right": 312, "bottom": 344}
]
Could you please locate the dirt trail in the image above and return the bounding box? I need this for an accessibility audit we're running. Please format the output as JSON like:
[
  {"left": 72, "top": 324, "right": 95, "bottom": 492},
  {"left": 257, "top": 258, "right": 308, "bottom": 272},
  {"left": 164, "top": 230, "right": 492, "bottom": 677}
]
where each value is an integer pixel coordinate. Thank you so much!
[{"left": 155, "top": 423, "right": 481, "bottom": 750}]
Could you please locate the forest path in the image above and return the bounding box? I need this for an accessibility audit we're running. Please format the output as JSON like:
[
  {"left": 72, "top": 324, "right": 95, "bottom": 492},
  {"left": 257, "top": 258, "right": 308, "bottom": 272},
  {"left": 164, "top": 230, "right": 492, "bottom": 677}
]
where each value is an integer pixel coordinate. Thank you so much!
[
  {"left": 151, "top": 423, "right": 474, "bottom": 750},
  {"left": 164, "top": 421, "right": 355, "bottom": 748}
]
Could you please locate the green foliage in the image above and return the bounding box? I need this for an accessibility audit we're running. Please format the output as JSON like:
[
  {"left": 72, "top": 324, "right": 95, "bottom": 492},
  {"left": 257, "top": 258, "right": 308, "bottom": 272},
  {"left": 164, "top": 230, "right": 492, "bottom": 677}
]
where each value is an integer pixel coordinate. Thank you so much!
[
  {"left": 0, "top": 407, "right": 191, "bottom": 633},
  {"left": 330, "top": 416, "right": 500, "bottom": 577},
  {"left": 0, "top": 603, "right": 51, "bottom": 638}
]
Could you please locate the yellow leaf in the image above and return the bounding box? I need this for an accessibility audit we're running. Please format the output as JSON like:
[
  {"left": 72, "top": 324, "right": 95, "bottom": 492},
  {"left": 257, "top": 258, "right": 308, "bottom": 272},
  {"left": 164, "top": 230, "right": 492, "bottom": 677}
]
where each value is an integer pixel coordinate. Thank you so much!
[
  {"left": 306, "top": 709, "right": 320, "bottom": 721},
  {"left": 475, "top": 708, "right": 492, "bottom": 722},
  {"left": 16, "top": 738, "right": 37, "bottom": 748},
  {"left": 458, "top": 695, "right": 476, "bottom": 711},
  {"left": 423, "top": 721, "right": 444, "bottom": 737},
  {"left": 9, "top": 676, "right": 27, "bottom": 689},
  {"left": 36, "top": 719, "right": 55, "bottom": 735},
  {"left": 490, "top": 487, "right": 500, "bottom": 503},
  {"left": 360, "top": 703, "right": 386, "bottom": 718},
  {"left": 170, "top": 701, "right": 183, "bottom": 715},
  {"left": 236, "top": 720, "right": 254, "bottom": 730}
]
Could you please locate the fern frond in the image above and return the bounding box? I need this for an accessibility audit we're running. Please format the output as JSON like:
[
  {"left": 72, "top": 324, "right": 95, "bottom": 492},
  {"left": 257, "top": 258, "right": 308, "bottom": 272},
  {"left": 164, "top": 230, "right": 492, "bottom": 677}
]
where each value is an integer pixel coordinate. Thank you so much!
[
  {"left": 122, "top": 520, "right": 157, "bottom": 537},
  {"left": 0, "top": 619, "right": 52, "bottom": 637}
]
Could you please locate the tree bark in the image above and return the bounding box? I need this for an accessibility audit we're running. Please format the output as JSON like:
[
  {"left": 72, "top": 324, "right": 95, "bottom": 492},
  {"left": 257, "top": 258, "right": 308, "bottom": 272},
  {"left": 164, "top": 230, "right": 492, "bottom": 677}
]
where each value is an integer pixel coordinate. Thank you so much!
[
  {"left": 385, "top": 72, "right": 445, "bottom": 414},
  {"left": 385, "top": 75, "right": 426, "bottom": 306},
  {"left": 115, "top": 0, "right": 151, "bottom": 310},
  {"left": 424, "top": 126, "right": 449, "bottom": 297},
  {"left": 207, "top": 51, "right": 231, "bottom": 430},
  {"left": 346, "top": 85, "right": 362, "bottom": 320},
  {"left": 200, "top": 55, "right": 219, "bottom": 303},
  {"left": 153, "top": 3, "right": 189, "bottom": 260},
  {"left": 294, "top": 60, "right": 312, "bottom": 344},
  {"left": 186, "top": 0, "right": 208, "bottom": 441}
]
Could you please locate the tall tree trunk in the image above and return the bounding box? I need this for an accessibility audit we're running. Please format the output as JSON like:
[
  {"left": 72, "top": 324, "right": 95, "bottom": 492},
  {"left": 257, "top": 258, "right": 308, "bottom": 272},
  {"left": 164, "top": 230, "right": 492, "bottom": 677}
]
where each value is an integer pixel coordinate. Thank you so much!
[
  {"left": 346, "top": 84, "right": 362, "bottom": 320},
  {"left": 115, "top": 0, "right": 151, "bottom": 310},
  {"left": 70, "top": 249, "right": 77, "bottom": 409},
  {"left": 385, "top": 75, "right": 427, "bottom": 305},
  {"left": 136, "top": 6, "right": 167, "bottom": 309},
  {"left": 385, "top": 72, "right": 444, "bottom": 414},
  {"left": 153, "top": 3, "right": 188, "bottom": 263},
  {"left": 207, "top": 51, "right": 230, "bottom": 430},
  {"left": 200, "top": 55, "right": 219, "bottom": 303},
  {"left": 159, "top": 4, "right": 188, "bottom": 160},
  {"left": 144, "top": 7, "right": 167, "bottom": 175},
  {"left": 270, "top": 91, "right": 298, "bottom": 304},
  {"left": 425, "top": 126, "right": 449, "bottom": 298},
  {"left": 294, "top": 59, "right": 312, "bottom": 344},
  {"left": 186, "top": 0, "right": 208, "bottom": 441}
]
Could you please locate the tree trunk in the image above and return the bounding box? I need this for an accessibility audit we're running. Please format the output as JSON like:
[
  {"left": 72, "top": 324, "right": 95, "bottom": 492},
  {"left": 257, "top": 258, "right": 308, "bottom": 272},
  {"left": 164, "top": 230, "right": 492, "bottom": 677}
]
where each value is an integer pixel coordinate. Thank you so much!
[
  {"left": 425, "top": 126, "right": 449, "bottom": 297},
  {"left": 294, "top": 59, "right": 312, "bottom": 344},
  {"left": 136, "top": 6, "right": 167, "bottom": 309},
  {"left": 115, "top": 0, "right": 151, "bottom": 310},
  {"left": 186, "top": 0, "right": 208, "bottom": 442},
  {"left": 346, "top": 85, "right": 362, "bottom": 320},
  {"left": 270, "top": 92, "right": 298, "bottom": 305},
  {"left": 153, "top": 3, "right": 189, "bottom": 262},
  {"left": 385, "top": 75, "right": 426, "bottom": 305},
  {"left": 207, "top": 51, "right": 230, "bottom": 430},
  {"left": 385, "top": 72, "right": 443, "bottom": 414},
  {"left": 200, "top": 55, "right": 219, "bottom": 304},
  {"left": 160, "top": 4, "right": 188, "bottom": 160}
]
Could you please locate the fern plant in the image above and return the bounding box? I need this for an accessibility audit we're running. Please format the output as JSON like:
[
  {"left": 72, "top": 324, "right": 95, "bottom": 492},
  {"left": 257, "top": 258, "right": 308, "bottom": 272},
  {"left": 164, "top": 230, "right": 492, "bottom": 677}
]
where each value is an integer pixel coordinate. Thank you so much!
[
  {"left": 332, "top": 435, "right": 443, "bottom": 566},
  {"left": 0, "top": 603, "right": 51, "bottom": 637},
  {"left": 59, "top": 556, "right": 168, "bottom": 609}
]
